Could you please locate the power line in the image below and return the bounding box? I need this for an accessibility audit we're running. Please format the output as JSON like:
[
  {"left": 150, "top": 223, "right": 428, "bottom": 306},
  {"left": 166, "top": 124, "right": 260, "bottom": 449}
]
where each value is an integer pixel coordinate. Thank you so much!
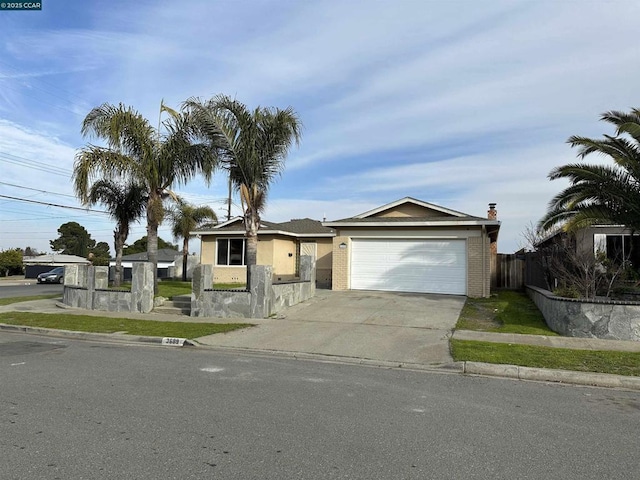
[
  {"left": 0, "top": 181, "right": 76, "bottom": 198},
  {"left": 0, "top": 151, "right": 73, "bottom": 178},
  {"left": 0, "top": 194, "right": 107, "bottom": 213}
]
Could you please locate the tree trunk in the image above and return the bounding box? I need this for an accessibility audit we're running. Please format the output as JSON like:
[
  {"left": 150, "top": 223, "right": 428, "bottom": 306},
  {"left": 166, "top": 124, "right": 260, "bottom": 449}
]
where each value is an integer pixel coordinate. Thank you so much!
[
  {"left": 147, "top": 194, "right": 160, "bottom": 295},
  {"left": 113, "top": 229, "right": 126, "bottom": 288},
  {"left": 244, "top": 210, "right": 259, "bottom": 287},
  {"left": 182, "top": 237, "right": 189, "bottom": 282}
]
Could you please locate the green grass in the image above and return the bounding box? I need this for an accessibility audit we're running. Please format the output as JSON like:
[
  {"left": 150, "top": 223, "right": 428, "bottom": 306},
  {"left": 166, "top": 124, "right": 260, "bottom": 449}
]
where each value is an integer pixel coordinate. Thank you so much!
[
  {"left": 0, "top": 311, "right": 251, "bottom": 339},
  {"left": 0, "top": 294, "right": 61, "bottom": 306},
  {"left": 451, "top": 339, "right": 640, "bottom": 377},
  {"left": 156, "top": 280, "right": 192, "bottom": 299},
  {"left": 456, "top": 290, "right": 556, "bottom": 335},
  {"left": 212, "top": 282, "right": 246, "bottom": 290}
]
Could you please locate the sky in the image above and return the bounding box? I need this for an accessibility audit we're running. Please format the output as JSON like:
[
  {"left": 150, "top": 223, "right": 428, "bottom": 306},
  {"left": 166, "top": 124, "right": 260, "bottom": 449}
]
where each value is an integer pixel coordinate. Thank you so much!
[{"left": 0, "top": 0, "right": 639, "bottom": 255}]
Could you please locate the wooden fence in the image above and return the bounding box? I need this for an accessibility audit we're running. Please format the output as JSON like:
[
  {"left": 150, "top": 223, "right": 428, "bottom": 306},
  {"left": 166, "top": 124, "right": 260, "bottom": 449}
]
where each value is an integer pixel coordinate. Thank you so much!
[{"left": 491, "top": 253, "right": 525, "bottom": 290}]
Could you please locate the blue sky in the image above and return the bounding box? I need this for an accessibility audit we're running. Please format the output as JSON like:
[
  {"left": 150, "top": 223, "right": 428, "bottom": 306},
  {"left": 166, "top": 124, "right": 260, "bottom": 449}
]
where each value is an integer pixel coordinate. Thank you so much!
[{"left": 1, "top": 0, "right": 639, "bottom": 254}]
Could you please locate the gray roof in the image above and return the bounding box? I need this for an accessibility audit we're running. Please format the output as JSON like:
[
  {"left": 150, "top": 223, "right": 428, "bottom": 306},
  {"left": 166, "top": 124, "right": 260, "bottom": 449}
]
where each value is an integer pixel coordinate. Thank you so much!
[
  {"left": 198, "top": 217, "right": 334, "bottom": 236},
  {"left": 120, "top": 248, "right": 179, "bottom": 262}
]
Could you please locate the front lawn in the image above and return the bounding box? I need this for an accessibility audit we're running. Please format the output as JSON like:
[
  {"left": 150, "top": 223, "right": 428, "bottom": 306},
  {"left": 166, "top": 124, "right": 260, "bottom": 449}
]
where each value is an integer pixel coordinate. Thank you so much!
[
  {"left": 0, "top": 311, "right": 251, "bottom": 339},
  {"left": 456, "top": 290, "right": 556, "bottom": 335},
  {"left": 451, "top": 339, "right": 640, "bottom": 377}
]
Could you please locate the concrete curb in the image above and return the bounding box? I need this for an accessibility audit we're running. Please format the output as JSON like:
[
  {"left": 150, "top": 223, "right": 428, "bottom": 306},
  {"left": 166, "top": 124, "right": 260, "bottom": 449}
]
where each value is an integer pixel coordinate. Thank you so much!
[
  {"left": 190, "top": 341, "right": 465, "bottom": 372},
  {"left": 0, "top": 323, "right": 195, "bottom": 347},
  {"left": 463, "top": 361, "right": 640, "bottom": 391},
  {"left": 2, "top": 323, "right": 639, "bottom": 391}
]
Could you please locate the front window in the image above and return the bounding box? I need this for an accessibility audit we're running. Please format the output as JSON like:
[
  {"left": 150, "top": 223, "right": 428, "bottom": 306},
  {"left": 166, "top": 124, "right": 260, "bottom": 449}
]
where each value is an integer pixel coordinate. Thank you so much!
[
  {"left": 595, "top": 233, "right": 640, "bottom": 267},
  {"left": 216, "top": 239, "right": 246, "bottom": 266}
]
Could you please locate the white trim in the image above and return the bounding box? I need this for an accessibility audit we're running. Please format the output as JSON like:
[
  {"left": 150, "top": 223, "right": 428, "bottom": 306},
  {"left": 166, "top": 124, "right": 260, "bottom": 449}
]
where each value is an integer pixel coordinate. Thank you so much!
[
  {"left": 194, "top": 229, "right": 334, "bottom": 238},
  {"left": 215, "top": 238, "right": 247, "bottom": 266},
  {"left": 323, "top": 219, "right": 500, "bottom": 228}
]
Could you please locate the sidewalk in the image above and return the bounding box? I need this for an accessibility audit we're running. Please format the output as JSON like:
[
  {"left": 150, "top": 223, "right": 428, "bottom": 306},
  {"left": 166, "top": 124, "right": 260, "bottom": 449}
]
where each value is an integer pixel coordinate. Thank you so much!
[
  {"left": 1, "top": 297, "right": 639, "bottom": 390},
  {"left": 0, "top": 275, "right": 35, "bottom": 286},
  {"left": 452, "top": 330, "right": 640, "bottom": 352}
]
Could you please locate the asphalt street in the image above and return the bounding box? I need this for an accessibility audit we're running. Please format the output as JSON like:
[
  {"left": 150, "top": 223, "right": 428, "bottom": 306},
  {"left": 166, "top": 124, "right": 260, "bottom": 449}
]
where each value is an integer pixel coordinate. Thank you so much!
[
  {"left": 0, "top": 283, "right": 63, "bottom": 299},
  {"left": 1, "top": 332, "right": 639, "bottom": 479}
]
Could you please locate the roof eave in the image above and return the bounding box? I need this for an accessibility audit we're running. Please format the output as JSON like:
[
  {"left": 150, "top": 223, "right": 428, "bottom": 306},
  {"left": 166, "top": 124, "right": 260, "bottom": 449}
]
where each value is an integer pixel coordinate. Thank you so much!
[{"left": 323, "top": 220, "right": 501, "bottom": 228}]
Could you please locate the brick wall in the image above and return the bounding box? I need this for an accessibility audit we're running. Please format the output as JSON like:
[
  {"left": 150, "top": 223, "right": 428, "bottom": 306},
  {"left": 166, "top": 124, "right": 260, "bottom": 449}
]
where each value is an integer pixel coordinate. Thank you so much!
[
  {"left": 331, "top": 236, "right": 350, "bottom": 290},
  {"left": 467, "top": 236, "right": 490, "bottom": 298}
]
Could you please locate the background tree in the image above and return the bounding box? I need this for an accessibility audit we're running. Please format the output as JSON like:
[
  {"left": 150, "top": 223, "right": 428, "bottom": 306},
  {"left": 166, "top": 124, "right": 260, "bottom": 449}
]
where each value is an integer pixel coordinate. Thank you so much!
[
  {"left": 50, "top": 222, "right": 95, "bottom": 257},
  {"left": 0, "top": 249, "right": 23, "bottom": 276},
  {"left": 168, "top": 198, "right": 217, "bottom": 281},
  {"left": 89, "top": 242, "right": 111, "bottom": 266},
  {"left": 86, "top": 180, "right": 147, "bottom": 286},
  {"left": 123, "top": 236, "right": 178, "bottom": 256},
  {"left": 186, "top": 95, "right": 301, "bottom": 284},
  {"left": 23, "top": 246, "right": 39, "bottom": 257},
  {"left": 540, "top": 108, "right": 640, "bottom": 233},
  {"left": 74, "top": 102, "right": 217, "bottom": 293}
]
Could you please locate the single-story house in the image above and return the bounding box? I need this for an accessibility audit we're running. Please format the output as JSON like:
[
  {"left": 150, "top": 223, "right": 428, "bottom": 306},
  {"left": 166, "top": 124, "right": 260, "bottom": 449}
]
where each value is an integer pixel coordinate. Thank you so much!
[
  {"left": 23, "top": 254, "right": 91, "bottom": 278},
  {"left": 195, "top": 218, "right": 335, "bottom": 287},
  {"left": 109, "top": 248, "right": 179, "bottom": 281},
  {"left": 323, "top": 197, "right": 500, "bottom": 297},
  {"left": 195, "top": 198, "right": 499, "bottom": 297}
]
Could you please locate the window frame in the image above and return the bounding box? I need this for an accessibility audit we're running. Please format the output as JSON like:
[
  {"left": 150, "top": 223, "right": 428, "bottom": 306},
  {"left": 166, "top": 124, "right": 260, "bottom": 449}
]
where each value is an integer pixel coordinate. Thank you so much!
[{"left": 215, "top": 238, "right": 247, "bottom": 266}]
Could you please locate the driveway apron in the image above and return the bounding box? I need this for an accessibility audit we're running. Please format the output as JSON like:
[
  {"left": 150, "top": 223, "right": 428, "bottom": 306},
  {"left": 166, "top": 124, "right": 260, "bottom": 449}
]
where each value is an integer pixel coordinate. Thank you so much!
[{"left": 196, "top": 289, "right": 465, "bottom": 366}]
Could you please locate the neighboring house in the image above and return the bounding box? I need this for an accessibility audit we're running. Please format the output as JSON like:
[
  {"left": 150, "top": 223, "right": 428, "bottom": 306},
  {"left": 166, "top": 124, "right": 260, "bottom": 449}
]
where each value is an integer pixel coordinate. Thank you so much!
[
  {"left": 195, "top": 218, "right": 335, "bottom": 287},
  {"left": 109, "top": 248, "right": 179, "bottom": 281},
  {"left": 323, "top": 197, "right": 500, "bottom": 297},
  {"left": 23, "top": 254, "right": 91, "bottom": 278},
  {"left": 537, "top": 225, "right": 640, "bottom": 268}
]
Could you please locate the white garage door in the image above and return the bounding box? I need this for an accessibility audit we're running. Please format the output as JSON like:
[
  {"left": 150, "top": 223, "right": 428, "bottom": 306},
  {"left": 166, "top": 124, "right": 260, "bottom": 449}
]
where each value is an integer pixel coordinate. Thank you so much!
[{"left": 351, "top": 239, "right": 466, "bottom": 295}]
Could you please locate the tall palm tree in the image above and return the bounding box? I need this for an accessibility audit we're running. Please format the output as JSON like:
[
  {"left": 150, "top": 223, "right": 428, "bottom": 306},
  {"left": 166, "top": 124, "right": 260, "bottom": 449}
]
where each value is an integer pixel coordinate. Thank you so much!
[
  {"left": 73, "top": 102, "right": 217, "bottom": 294},
  {"left": 168, "top": 198, "right": 218, "bottom": 281},
  {"left": 185, "top": 95, "right": 302, "bottom": 285},
  {"left": 540, "top": 108, "right": 640, "bottom": 233},
  {"left": 85, "top": 180, "right": 147, "bottom": 287}
]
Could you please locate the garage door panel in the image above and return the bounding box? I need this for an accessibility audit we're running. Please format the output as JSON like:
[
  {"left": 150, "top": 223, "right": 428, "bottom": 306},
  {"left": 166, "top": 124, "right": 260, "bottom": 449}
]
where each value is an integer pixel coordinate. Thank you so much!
[{"left": 351, "top": 239, "right": 466, "bottom": 295}]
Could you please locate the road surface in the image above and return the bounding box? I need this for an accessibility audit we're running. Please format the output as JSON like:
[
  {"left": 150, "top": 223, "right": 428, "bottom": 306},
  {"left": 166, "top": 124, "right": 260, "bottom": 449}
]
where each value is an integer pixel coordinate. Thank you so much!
[{"left": 1, "top": 332, "right": 639, "bottom": 479}]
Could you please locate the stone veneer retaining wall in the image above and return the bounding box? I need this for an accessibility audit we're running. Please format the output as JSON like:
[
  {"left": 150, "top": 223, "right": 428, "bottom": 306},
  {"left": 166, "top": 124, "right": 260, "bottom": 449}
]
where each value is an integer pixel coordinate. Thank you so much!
[
  {"left": 526, "top": 285, "right": 640, "bottom": 342},
  {"left": 191, "top": 256, "right": 316, "bottom": 319},
  {"left": 63, "top": 258, "right": 316, "bottom": 319},
  {"left": 62, "top": 263, "right": 154, "bottom": 313}
]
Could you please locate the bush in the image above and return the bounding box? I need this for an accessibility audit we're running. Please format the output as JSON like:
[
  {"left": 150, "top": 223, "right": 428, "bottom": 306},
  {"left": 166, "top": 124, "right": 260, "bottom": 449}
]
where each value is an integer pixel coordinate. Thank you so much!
[{"left": 553, "top": 286, "right": 581, "bottom": 298}]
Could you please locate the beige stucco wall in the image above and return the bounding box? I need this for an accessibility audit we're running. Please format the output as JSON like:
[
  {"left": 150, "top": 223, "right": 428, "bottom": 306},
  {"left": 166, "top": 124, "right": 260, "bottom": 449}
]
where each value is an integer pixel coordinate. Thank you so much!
[
  {"left": 315, "top": 238, "right": 333, "bottom": 287},
  {"left": 270, "top": 237, "right": 298, "bottom": 276},
  {"left": 376, "top": 203, "right": 447, "bottom": 218},
  {"left": 200, "top": 234, "right": 329, "bottom": 284}
]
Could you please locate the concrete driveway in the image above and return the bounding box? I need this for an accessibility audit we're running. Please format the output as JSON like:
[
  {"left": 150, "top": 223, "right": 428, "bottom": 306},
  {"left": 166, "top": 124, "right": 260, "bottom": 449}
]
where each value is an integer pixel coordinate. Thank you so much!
[{"left": 197, "top": 289, "right": 465, "bottom": 366}]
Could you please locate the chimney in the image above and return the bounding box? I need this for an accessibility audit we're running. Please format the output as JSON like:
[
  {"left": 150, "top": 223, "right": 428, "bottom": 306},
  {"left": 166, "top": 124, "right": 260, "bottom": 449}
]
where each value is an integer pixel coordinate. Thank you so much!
[{"left": 487, "top": 203, "right": 497, "bottom": 220}]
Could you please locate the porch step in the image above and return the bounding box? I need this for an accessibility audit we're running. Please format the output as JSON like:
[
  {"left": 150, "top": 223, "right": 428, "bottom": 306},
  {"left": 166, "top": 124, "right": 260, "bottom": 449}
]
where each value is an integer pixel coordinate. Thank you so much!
[{"left": 154, "top": 295, "right": 191, "bottom": 316}]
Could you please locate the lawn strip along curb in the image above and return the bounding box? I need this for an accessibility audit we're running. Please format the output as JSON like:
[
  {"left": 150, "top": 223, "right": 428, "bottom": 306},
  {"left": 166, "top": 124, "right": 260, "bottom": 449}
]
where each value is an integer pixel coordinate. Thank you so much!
[{"left": 0, "top": 323, "right": 196, "bottom": 347}]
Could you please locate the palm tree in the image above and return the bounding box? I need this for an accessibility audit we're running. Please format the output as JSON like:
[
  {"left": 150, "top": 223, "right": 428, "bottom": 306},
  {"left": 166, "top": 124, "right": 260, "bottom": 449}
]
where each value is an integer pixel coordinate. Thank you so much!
[
  {"left": 540, "top": 108, "right": 640, "bottom": 234},
  {"left": 73, "top": 102, "right": 217, "bottom": 294},
  {"left": 185, "top": 95, "right": 302, "bottom": 285},
  {"left": 85, "top": 180, "right": 147, "bottom": 287},
  {"left": 168, "top": 198, "right": 218, "bottom": 281}
]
